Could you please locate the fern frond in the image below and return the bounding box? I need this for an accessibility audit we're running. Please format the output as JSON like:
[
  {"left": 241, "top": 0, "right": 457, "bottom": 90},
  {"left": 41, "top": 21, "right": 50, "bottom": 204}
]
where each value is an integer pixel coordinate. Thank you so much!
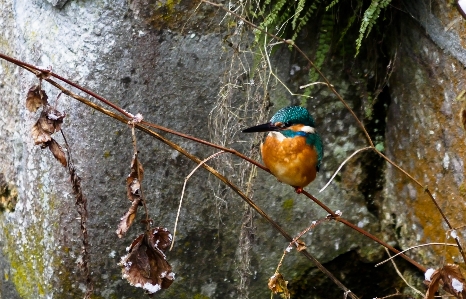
[
  {"left": 326, "top": 0, "right": 340, "bottom": 11},
  {"left": 291, "top": 0, "right": 321, "bottom": 43},
  {"left": 355, "top": 0, "right": 391, "bottom": 56},
  {"left": 292, "top": 0, "right": 307, "bottom": 30}
]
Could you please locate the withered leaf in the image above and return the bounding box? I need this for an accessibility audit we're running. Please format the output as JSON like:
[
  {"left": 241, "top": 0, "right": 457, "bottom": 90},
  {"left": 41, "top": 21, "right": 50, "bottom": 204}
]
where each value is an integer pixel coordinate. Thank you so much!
[
  {"left": 31, "top": 106, "right": 65, "bottom": 146},
  {"left": 119, "top": 227, "right": 175, "bottom": 294},
  {"left": 26, "top": 85, "right": 48, "bottom": 112},
  {"left": 295, "top": 240, "right": 306, "bottom": 252},
  {"left": 425, "top": 264, "right": 466, "bottom": 299},
  {"left": 268, "top": 272, "right": 290, "bottom": 299},
  {"left": 127, "top": 153, "right": 144, "bottom": 202},
  {"left": 43, "top": 106, "right": 65, "bottom": 133},
  {"left": 31, "top": 120, "right": 52, "bottom": 145},
  {"left": 48, "top": 138, "right": 67, "bottom": 167},
  {"left": 116, "top": 198, "right": 140, "bottom": 238}
]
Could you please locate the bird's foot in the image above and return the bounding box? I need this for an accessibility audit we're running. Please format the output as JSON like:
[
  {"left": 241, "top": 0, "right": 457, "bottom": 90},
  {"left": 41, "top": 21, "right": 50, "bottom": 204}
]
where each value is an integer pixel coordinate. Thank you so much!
[{"left": 294, "top": 187, "right": 303, "bottom": 194}]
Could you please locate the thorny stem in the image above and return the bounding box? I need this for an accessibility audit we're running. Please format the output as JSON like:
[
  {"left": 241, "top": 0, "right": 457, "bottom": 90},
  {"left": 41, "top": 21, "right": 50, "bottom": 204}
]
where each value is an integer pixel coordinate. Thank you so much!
[
  {"left": 60, "top": 131, "right": 94, "bottom": 298},
  {"left": 199, "top": 0, "right": 466, "bottom": 265}
]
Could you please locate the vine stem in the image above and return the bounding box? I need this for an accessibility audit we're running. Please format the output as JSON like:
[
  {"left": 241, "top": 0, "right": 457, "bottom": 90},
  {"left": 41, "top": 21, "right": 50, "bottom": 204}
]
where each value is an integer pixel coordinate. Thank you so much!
[{"left": 0, "top": 52, "right": 133, "bottom": 119}]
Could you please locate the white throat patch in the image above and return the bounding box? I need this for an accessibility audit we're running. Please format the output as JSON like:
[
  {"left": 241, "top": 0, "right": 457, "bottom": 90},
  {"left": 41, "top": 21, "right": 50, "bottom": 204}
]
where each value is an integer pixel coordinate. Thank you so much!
[
  {"left": 268, "top": 131, "right": 286, "bottom": 142},
  {"left": 300, "top": 126, "right": 315, "bottom": 133}
]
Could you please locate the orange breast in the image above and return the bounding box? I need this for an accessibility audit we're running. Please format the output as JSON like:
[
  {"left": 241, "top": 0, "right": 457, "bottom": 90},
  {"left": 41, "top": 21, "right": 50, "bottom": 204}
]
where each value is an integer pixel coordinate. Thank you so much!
[{"left": 261, "top": 133, "right": 318, "bottom": 188}]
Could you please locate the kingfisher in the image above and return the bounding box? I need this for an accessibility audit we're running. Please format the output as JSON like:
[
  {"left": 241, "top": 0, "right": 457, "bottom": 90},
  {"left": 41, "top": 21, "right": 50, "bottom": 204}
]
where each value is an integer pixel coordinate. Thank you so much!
[{"left": 242, "top": 106, "right": 323, "bottom": 193}]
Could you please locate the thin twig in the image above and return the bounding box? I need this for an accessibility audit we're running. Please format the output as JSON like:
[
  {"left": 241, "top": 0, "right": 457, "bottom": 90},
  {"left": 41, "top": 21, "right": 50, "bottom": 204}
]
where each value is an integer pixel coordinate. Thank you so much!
[
  {"left": 262, "top": 35, "right": 312, "bottom": 99},
  {"left": 170, "top": 151, "right": 226, "bottom": 250},
  {"left": 376, "top": 243, "right": 458, "bottom": 267},
  {"left": 384, "top": 248, "right": 425, "bottom": 297},
  {"left": 299, "top": 82, "right": 334, "bottom": 89},
  {"left": 275, "top": 217, "right": 329, "bottom": 274},
  {"left": 320, "top": 146, "right": 373, "bottom": 193}
]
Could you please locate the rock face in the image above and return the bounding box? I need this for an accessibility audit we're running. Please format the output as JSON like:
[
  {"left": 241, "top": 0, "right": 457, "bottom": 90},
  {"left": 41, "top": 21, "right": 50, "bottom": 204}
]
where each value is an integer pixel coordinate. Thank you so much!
[
  {"left": 383, "top": 0, "right": 466, "bottom": 266},
  {"left": 0, "top": 0, "right": 465, "bottom": 298}
]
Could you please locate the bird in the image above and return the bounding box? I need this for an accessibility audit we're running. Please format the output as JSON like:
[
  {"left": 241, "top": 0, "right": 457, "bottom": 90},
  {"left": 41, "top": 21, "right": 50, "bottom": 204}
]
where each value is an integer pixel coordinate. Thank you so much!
[{"left": 242, "top": 106, "right": 323, "bottom": 193}]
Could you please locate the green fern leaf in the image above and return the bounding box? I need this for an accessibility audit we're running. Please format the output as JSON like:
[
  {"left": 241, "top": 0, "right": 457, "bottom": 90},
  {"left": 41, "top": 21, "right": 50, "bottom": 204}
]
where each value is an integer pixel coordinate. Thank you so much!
[{"left": 355, "top": 0, "right": 391, "bottom": 56}]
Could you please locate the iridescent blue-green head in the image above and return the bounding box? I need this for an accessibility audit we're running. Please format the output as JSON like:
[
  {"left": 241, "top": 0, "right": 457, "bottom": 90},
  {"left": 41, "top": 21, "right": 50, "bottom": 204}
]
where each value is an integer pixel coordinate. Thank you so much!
[
  {"left": 242, "top": 106, "right": 323, "bottom": 171},
  {"left": 242, "top": 106, "right": 316, "bottom": 132},
  {"left": 269, "top": 106, "right": 315, "bottom": 127}
]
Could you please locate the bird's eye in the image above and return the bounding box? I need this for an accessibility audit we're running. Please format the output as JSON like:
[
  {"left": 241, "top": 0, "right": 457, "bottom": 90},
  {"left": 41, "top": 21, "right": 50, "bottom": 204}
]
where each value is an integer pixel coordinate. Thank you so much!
[{"left": 284, "top": 122, "right": 292, "bottom": 127}]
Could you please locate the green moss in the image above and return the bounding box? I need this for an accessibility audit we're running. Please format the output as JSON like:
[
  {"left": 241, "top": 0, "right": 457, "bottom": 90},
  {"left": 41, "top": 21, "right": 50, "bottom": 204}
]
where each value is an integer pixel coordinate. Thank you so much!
[
  {"left": 459, "top": 182, "right": 466, "bottom": 197},
  {"left": 139, "top": 0, "right": 209, "bottom": 33},
  {"left": 4, "top": 223, "right": 50, "bottom": 297},
  {"left": 193, "top": 294, "right": 210, "bottom": 299},
  {"left": 282, "top": 198, "right": 294, "bottom": 211},
  {"left": 103, "top": 150, "right": 112, "bottom": 158},
  {"left": 1, "top": 177, "right": 76, "bottom": 298},
  {"left": 281, "top": 198, "right": 294, "bottom": 221}
]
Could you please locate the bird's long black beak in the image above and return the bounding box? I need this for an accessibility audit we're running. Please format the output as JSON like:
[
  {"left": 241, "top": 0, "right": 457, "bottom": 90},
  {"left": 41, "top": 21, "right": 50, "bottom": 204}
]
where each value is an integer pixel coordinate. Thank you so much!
[{"left": 242, "top": 122, "right": 279, "bottom": 133}]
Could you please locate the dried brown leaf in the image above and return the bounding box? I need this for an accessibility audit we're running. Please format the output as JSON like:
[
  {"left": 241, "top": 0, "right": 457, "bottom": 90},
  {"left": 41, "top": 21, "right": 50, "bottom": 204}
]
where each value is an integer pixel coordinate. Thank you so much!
[
  {"left": 441, "top": 264, "right": 466, "bottom": 298},
  {"left": 119, "top": 227, "right": 175, "bottom": 294},
  {"left": 126, "top": 153, "right": 144, "bottom": 202},
  {"left": 296, "top": 240, "right": 306, "bottom": 252},
  {"left": 268, "top": 273, "right": 290, "bottom": 299},
  {"left": 26, "top": 85, "right": 48, "bottom": 112},
  {"left": 425, "top": 269, "right": 442, "bottom": 299},
  {"left": 31, "top": 120, "right": 52, "bottom": 145},
  {"left": 116, "top": 199, "right": 140, "bottom": 238},
  {"left": 31, "top": 106, "right": 65, "bottom": 146},
  {"left": 48, "top": 138, "right": 67, "bottom": 167},
  {"left": 425, "top": 264, "right": 466, "bottom": 299},
  {"left": 43, "top": 106, "right": 65, "bottom": 133}
]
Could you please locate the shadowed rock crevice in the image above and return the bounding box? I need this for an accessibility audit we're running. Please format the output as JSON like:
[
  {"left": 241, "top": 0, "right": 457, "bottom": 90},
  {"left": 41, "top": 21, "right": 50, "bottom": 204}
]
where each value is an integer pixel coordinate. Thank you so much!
[
  {"left": 358, "top": 85, "right": 391, "bottom": 218},
  {"left": 288, "top": 250, "right": 420, "bottom": 299}
]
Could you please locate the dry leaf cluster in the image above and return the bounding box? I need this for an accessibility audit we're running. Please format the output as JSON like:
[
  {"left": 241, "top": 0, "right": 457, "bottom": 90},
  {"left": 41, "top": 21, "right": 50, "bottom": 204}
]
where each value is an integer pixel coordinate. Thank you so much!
[
  {"left": 26, "top": 84, "right": 67, "bottom": 167},
  {"left": 116, "top": 153, "right": 144, "bottom": 238},
  {"left": 118, "top": 227, "right": 175, "bottom": 295},
  {"left": 268, "top": 272, "right": 291, "bottom": 299},
  {"left": 425, "top": 264, "right": 466, "bottom": 299}
]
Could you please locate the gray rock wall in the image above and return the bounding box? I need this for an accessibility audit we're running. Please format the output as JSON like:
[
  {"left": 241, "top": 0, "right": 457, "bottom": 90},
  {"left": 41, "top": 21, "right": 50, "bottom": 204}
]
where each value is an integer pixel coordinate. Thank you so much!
[{"left": 1, "top": 0, "right": 466, "bottom": 298}]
